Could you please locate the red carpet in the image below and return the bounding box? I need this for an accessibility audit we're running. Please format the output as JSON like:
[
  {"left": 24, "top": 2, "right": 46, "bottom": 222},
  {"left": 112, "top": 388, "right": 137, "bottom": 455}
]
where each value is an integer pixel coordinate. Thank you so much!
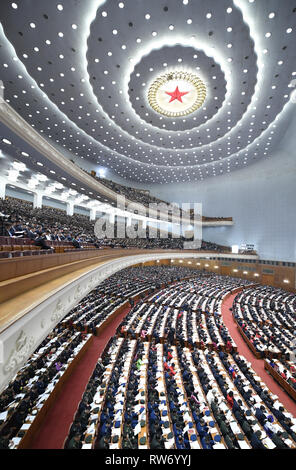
[
  {"left": 221, "top": 293, "right": 296, "bottom": 417},
  {"left": 29, "top": 304, "right": 131, "bottom": 449}
]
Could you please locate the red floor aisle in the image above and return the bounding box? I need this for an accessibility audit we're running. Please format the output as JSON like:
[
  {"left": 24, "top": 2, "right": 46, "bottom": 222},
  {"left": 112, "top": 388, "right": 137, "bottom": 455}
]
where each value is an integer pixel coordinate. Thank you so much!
[
  {"left": 29, "top": 291, "right": 296, "bottom": 449},
  {"left": 221, "top": 293, "right": 296, "bottom": 417},
  {"left": 29, "top": 305, "right": 131, "bottom": 449}
]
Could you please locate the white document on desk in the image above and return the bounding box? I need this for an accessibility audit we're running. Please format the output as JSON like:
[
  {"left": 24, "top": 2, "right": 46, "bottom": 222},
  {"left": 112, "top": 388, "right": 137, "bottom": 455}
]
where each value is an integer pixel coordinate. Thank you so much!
[
  {"left": 238, "top": 440, "right": 251, "bottom": 449},
  {"left": 82, "top": 444, "right": 92, "bottom": 449},
  {"left": 164, "top": 440, "right": 175, "bottom": 449},
  {"left": 20, "top": 423, "right": 31, "bottom": 430},
  {"left": 213, "top": 443, "right": 226, "bottom": 449},
  {"left": 134, "top": 423, "right": 141, "bottom": 436},
  {"left": 0, "top": 411, "right": 8, "bottom": 421},
  {"left": 230, "top": 422, "right": 241, "bottom": 434},
  {"left": 263, "top": 437, "right": 276, "bottom": 449}
]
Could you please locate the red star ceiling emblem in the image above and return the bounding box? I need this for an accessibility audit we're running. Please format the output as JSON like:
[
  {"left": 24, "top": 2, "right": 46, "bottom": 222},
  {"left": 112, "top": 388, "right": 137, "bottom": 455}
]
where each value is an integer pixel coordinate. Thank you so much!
[{"left": 165, "top": 86, "right": 189, "bottom": 103}]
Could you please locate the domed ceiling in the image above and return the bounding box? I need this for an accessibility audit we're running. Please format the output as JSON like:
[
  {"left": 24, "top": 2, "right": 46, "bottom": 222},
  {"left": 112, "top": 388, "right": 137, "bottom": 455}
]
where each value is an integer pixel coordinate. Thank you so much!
[{"left": 0, "top": 0, "right": 295, "bottom": 183}]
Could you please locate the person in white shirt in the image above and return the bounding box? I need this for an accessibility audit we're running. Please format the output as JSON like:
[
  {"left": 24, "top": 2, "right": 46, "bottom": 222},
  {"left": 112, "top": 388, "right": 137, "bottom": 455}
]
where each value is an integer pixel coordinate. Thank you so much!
[
  {"left": 264, "top": 416, "right": 276, "bottom": 436},
  {"left": 206, "top": 388, "right": 217, "bottom": 405}
]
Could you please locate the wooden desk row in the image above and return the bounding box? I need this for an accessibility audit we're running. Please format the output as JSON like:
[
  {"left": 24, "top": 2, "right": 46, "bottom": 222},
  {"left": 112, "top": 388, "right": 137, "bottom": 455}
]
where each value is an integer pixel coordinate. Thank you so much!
[
  {"left": 264, "top": 360, "right": 296, "bottom": 402},
  {"left": 14, "top": 334, "right": 93, "bottom": 449}
]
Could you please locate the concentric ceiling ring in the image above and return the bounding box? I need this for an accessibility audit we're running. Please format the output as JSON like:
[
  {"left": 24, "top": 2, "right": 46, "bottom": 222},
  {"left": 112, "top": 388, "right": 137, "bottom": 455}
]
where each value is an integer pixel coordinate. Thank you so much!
[
  {"left": 127, "top": 44, "right": 227, "bottom": 133},
  {"left": 0, "top": 0, "right": 295, "bottom": 183}
]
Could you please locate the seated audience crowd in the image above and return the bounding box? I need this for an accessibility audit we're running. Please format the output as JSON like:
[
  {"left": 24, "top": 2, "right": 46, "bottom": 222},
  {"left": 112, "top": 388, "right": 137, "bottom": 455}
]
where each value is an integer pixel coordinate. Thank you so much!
[
  {"left": 0, "top": 196, "right": 229, "bottom": 254},
  {"left": 58, "top": 273, "right": 296, "bottom": 450},
  {"left": 233, "top": 286, "right": 296, "bottom": 360},
  {"left": 61, "top": 266, "right": 199, "bottom": 334},
  {"left": 1, "top": 267, "right": 295, "bottom": 449},
  {"left": 86, "top": 170, "right": 232, "bottom": 224},
  {"left": 0, "top": 327, "right": 92, "bottom": 449},
  {"left": 0, "top": 197, "right": 98, "bottom": 251}
]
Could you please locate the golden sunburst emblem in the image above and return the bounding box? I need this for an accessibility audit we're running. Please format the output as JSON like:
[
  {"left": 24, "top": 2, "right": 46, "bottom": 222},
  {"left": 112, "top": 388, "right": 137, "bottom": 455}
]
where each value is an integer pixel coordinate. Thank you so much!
[{"left": 148, "top": 71, "right": 207, "bottom": 118}]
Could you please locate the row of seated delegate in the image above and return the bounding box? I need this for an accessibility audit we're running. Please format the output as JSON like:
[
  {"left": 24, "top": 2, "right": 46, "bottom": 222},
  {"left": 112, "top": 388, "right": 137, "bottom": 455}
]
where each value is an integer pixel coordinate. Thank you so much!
[
  {"left": 234, "top": 286, "right": 296, "bottom": 331},
  {"left": 0, "top": 327, "right": 92, "bottom": 449},
  {"left": 264, "top": 358, "right": 296, "bottom": 399},
  {"left": 64, "top": 276, "right": 296, "bottom": 449},
  {"left": 1, "top": 270, "right": 295, "bottom": 449},
  {"left": 233, "top": 286, "right": 296, "bottom": 360},
  {"left": 0, "top": 266, "right": 202, "bottom": 449},
  {"left": 67, "top": 333, "right": 296, "bottom": 449},
  {"left": 0, "top": 235, "right": 98, "bottom": 259},
  {"left": 119, "top": 300, "right": 236, "bottom": 353},
  {"left": 61, "top": 267, "right": 202, "bottom": 334},
  {"left": 0, "top": 196, "right": 231, "bottom": 253}
]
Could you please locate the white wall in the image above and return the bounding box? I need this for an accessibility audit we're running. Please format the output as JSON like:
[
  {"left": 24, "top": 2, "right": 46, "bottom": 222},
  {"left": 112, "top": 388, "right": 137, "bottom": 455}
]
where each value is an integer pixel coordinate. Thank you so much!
[
  {"left": 44, "top": 113, "right": 296, "bottom": 262},
  {"left": 133, "top": 144, "right": 296, "bottom": 262},
  {"left": 6, "top": 186, "right": 34, "bottom": 203}
]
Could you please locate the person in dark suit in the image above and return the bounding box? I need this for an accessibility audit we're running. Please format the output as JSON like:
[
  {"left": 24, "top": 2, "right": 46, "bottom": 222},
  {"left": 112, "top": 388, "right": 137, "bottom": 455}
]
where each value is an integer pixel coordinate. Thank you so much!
[
  {"left": 255, "top": 405, "right": 267, "bottom": 425},
  {"left": 0, "top": 432, "right": 10, "bottom": 449},
  {"left": 250, "top": 430, "right": 266, "bottom": 449},
  {"left": 72, "top": 236, "right": 81, "bottom": 249},
  {"left": 224, "top": 433, "right": 237, "bottom": 449},
  {"left": 271, "top": 431, "right": 289, "bottom": 449},
  {"left": 96, "top": 434, "right": 109, "bottom": 449},
  {"left": 2, "top": 221, "right": 13, "bottom": 237},
  {"left": 34, "top": 232, "right": 52, "bottom": 250},
  {"left": 241, "top": 418, "right": 252, "bottom": 440},
  {"left": 150, "top": 432, "right": 164, "bottom": 449},
  {"left": 67, "top": 434, "right": 81, "bottom": 449}
]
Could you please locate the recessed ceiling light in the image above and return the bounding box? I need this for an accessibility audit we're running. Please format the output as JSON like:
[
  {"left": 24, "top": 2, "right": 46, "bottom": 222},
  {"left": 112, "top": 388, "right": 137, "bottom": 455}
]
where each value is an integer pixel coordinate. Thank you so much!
[
  {"left": 11, "top": 2, "right": 18, "bottom": 8},
  {"left": 287, "top": 28, "right": 293, "bottom": 34},
  {"left": 72, "top": 24, "right": 78, "bottom": 29},
  {"left": 118, "top": 2, "right": 124, "bottom": 7},
  {"left": 30, "top": 22, "right": 36, "bottom": 28},
  {"left": 57, "top": 4, "right": 63, "bottom": 10},
  {"left": 268, "top": 12, "right": 275, "bottom": 18}
]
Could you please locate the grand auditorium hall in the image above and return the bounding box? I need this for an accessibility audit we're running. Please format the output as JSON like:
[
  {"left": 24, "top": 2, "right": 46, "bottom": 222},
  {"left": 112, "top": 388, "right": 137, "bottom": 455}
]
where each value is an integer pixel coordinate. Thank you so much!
[{"left": 0, "top": 0, "right": 296, "bottom": 456}]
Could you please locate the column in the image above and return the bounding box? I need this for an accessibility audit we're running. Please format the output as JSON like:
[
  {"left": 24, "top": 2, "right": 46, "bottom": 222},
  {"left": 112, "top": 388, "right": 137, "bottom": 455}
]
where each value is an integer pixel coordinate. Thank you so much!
[
  {"left": 66, "top": 201, "right": 74, "bottom": 216},
  {"left": 90, "top": 208, "right": 97, "bottom": 221},
  {"left": 141, "top": 219, "right": 147, "bottom": 230},
  {"left": 0, "top": 179, "right": 6, "bottom": 199},
  {"left": 33, "top": 191, "right": 43, "bottom": 209}
]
